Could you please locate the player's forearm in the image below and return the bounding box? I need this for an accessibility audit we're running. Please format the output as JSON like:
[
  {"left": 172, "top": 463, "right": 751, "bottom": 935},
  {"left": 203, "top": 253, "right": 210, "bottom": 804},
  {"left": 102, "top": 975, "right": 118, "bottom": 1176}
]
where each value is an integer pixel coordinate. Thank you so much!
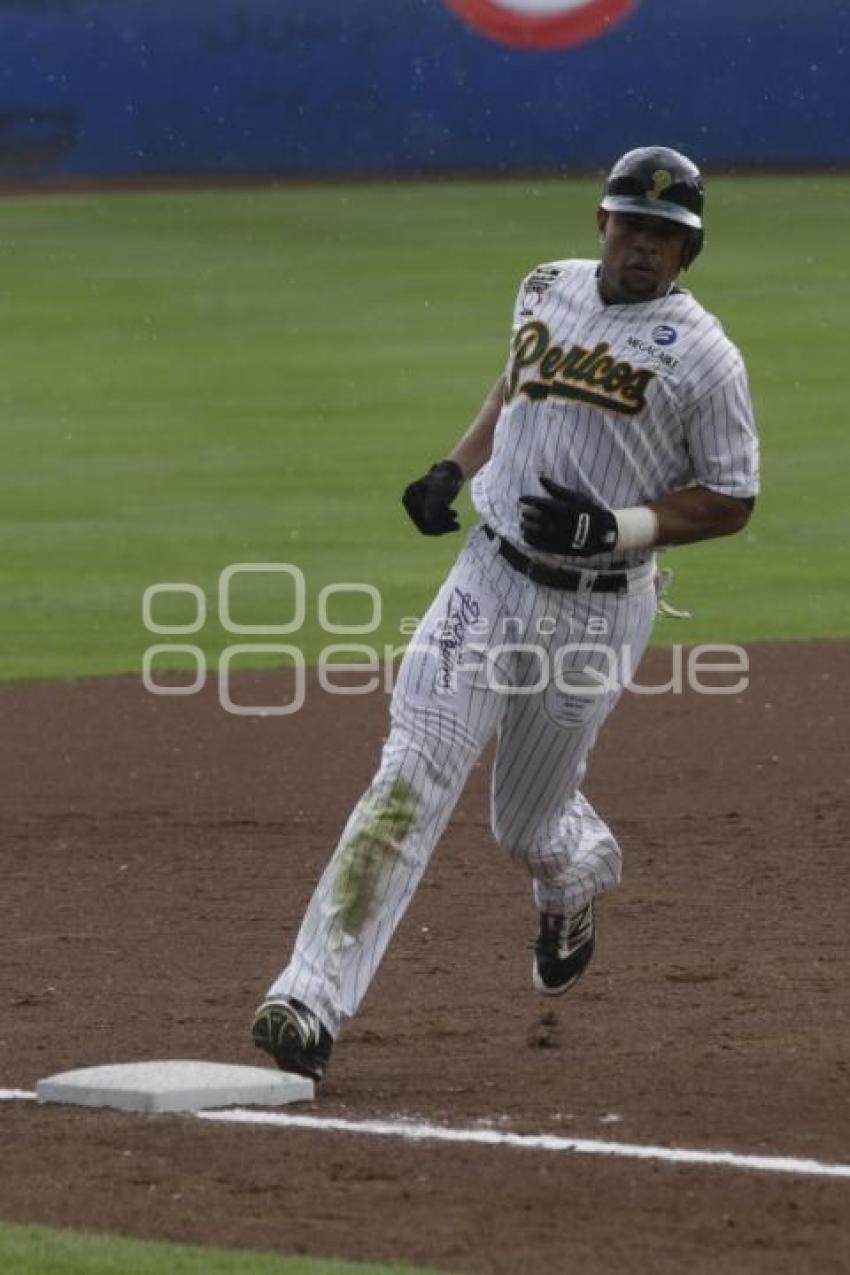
[
  {"left": 448, "top": 376, "right": 505, "bottom": 480},
  {"left": 647, "top": 486, "right": 753, "bottom": 547}
]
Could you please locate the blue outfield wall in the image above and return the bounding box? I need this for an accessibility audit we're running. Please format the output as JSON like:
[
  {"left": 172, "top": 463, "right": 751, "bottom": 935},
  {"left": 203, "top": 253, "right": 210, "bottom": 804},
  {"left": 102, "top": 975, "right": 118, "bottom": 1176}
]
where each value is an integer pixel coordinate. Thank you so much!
[{"left": 0, "top": 0, "right": 847, "bottom": 179}]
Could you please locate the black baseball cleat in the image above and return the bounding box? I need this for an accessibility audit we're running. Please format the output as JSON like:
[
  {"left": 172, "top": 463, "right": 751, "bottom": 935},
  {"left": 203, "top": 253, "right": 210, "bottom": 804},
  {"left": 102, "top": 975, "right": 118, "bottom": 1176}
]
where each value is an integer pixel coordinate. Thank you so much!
[
  {"left": 252, "top": 997, "right": 333, "bottom": 1082},
  {"left": 533, "top": 903, "right": 595, "bottom": 995}
]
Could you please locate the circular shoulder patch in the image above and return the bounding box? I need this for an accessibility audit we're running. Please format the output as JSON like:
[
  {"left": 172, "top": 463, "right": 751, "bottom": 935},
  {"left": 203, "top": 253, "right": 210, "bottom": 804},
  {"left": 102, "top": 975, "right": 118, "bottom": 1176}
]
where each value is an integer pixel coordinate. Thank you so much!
[{"left": 651, "top": 324, "right": 678, "bottom": 346}]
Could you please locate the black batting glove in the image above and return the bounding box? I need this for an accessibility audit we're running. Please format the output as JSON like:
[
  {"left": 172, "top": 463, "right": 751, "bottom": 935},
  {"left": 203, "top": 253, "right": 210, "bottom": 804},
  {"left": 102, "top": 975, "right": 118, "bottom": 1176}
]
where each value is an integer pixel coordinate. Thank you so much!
[
  {"left": 402, "top": 460, "right": 463, "bottom": 536},
  {"left": 519, "top": 475, "right": 618, "bottom": 557}
]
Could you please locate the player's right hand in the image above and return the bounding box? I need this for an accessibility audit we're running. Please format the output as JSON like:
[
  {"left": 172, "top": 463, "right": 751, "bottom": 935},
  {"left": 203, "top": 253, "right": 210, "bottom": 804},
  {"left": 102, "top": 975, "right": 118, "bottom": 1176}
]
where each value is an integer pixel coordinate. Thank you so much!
[{"left": 402, "top": 460, "right": 463, "bottom": 536}]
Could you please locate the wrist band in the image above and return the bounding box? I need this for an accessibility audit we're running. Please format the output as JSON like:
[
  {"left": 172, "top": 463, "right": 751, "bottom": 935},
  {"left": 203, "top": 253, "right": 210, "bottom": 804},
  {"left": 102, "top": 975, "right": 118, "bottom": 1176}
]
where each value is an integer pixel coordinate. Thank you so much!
[{"left": 613, "top": 505, "right": 658, "bottom": 551}]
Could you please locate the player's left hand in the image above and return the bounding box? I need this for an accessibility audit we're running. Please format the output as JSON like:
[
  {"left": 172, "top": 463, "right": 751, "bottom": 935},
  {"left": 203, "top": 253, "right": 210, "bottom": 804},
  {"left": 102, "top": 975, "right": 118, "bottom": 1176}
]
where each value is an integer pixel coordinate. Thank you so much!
[{"left": 519, "top": 476, "right": 618, "bottom": 557}]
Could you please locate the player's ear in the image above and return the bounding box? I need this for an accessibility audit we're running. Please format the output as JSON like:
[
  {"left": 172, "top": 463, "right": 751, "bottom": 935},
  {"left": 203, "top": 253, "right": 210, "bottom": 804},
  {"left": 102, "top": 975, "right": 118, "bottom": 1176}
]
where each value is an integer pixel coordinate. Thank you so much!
[
  {"left": 596, "top": 208, "right": 608, "bottom": 242},
  {"left": 678, "top": 227, "right": 692, "bottom": 272},
  {"left": 679, "top": 226, "right": 700, "bottom": 272}
]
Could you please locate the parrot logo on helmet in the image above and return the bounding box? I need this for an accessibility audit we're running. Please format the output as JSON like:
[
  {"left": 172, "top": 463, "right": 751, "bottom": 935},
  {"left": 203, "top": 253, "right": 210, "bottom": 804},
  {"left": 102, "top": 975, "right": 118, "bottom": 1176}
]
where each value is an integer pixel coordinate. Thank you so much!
[{"left": 648, "top": 169, "right": 673, "bottom": 199}]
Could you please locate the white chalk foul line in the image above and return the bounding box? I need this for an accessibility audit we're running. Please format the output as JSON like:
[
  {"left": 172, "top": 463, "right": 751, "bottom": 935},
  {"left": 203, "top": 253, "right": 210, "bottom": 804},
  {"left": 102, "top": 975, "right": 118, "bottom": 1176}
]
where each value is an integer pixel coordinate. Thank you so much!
[
  {"left": 196, "top": 1109, "right": 850, "bottom": 1182},
  {"left": 4, "top": 1088, "right": 848, "bottom": 1181}
]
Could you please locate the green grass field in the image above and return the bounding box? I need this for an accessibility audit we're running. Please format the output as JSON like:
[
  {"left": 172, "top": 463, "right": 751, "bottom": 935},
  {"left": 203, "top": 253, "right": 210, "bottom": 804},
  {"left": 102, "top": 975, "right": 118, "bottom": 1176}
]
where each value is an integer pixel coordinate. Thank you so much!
[
  {"left": 0, "top": 1222, "right": 453, "bottom": 1275},
  {"left": 0, "top": 176, "right": 847, "bottom": 682}
]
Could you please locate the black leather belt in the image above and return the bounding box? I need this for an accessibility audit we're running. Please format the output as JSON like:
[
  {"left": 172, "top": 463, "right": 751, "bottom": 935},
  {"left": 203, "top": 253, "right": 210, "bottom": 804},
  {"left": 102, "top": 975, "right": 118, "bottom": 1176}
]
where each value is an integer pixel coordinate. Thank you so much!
[{"left": 483, "top": 525, "right": 628, "bottom": 593}]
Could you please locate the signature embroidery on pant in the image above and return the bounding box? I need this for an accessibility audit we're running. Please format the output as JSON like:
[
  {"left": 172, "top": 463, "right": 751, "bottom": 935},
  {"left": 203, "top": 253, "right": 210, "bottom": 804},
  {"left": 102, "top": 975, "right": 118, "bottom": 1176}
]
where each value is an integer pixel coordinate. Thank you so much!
[{"left": 436, "top": 588, "right": 481, "bottom": 692}]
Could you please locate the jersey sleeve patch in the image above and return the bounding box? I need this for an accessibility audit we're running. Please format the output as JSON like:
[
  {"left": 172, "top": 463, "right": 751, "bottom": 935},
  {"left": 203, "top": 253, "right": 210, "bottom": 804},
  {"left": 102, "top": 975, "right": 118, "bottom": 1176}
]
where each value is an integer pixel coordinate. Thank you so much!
[{"left": 518, "top": 265, "right": 562, "bottom": 316}]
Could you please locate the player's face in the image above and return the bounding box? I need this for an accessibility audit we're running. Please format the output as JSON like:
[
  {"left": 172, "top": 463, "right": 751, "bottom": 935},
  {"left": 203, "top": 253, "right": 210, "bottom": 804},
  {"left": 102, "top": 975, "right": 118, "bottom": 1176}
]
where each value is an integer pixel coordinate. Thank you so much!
[{"left": 596, "top": 210, "right": 689, "bottom": 303}]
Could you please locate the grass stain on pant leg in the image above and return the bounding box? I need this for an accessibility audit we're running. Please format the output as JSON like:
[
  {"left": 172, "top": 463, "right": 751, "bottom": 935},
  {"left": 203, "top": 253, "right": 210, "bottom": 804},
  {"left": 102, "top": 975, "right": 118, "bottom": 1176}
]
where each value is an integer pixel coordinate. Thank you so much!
[{"left": 331, "top": 777, "right": 416, "bottom": 935}]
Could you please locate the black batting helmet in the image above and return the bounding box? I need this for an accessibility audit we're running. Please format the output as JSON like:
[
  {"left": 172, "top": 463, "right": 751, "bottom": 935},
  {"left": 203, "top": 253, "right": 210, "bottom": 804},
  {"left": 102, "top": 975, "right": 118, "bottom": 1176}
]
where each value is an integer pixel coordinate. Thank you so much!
[{"left": 600, "top": 146, "right": 705, "bottom": 267}]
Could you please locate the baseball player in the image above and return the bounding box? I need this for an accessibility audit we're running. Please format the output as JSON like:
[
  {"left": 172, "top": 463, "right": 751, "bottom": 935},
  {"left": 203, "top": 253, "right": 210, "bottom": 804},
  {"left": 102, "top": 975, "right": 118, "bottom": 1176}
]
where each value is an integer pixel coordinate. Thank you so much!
[{"left": 252, "top": 147, "right": 760, "bottom": 1082}]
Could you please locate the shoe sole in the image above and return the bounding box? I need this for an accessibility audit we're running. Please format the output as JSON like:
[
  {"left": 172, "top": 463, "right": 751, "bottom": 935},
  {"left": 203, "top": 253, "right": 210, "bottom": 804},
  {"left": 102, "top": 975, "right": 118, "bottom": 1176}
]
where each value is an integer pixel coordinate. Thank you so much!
[
  {"left": 532, "top": 935, "right": 595, "bottom": 996},
  {"left": 252, "top": 1003, "right": 328, "bottom": 1082}
]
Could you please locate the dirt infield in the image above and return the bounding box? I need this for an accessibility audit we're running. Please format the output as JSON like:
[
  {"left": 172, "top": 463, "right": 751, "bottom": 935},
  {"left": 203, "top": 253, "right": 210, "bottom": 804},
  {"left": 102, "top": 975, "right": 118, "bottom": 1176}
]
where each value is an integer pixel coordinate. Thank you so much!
[{"left": 1, "top": 642, "right": 848, "bottom": 1273}]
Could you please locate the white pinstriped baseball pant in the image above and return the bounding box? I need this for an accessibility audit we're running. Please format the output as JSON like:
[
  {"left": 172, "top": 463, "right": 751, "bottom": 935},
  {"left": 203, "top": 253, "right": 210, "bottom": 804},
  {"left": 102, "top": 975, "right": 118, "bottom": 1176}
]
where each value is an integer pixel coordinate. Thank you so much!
[{"left": 268, "top": 526, "right": 657, "bottom": 1036}]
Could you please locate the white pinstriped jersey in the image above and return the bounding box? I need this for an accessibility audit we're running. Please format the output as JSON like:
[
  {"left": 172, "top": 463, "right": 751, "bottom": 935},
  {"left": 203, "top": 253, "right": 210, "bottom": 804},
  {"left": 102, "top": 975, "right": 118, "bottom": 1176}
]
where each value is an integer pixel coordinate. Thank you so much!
[{"left": 471, "top": 258, "right": 760, "bottom": 568}]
